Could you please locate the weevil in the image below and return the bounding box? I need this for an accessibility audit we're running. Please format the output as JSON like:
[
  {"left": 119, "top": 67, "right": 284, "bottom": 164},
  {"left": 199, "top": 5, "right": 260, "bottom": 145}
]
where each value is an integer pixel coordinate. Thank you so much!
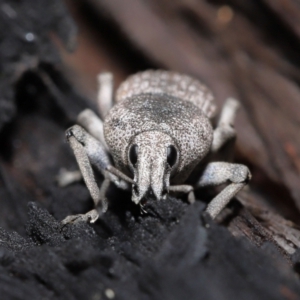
[{"left": 61, "top": 70, "right": 251, "bottom": 224}]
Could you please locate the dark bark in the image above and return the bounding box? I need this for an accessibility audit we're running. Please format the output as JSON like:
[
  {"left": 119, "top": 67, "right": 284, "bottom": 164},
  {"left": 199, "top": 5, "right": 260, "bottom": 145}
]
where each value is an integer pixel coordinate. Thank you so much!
[{"left": 0, "top": 0, "right": 300, "bottom": 299}]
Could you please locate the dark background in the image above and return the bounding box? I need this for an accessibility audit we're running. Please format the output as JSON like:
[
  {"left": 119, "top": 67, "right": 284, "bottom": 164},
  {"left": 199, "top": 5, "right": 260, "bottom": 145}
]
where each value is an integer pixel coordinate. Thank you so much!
[{"left": 0, "top": 0, "right": 300, "bottom": 299}]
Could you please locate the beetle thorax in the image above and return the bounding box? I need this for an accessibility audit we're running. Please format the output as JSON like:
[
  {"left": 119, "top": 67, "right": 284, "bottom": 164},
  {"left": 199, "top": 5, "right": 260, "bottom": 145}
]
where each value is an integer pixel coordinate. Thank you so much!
[{"left": 104, "top": 93, "right": 214, "bottom": 182}]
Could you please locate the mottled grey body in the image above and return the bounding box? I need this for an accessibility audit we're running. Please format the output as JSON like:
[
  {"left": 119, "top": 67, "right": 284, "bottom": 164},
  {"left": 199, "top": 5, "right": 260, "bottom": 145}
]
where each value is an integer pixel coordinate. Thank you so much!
[
  {"left": 60, "top": 70, "right": 251, "bottom": 224},
  {"left": 104, "top": 93, "right": 212, "bottom": 182},
  {"left": 104, "top": 70, "right": 216, "bottom": 204}
]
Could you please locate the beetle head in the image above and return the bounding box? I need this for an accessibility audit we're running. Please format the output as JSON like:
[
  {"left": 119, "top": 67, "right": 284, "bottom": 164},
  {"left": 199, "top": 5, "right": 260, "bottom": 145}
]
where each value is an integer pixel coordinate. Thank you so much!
[{"left": 128, "top": 131, "right": 179, "bottom": 206}]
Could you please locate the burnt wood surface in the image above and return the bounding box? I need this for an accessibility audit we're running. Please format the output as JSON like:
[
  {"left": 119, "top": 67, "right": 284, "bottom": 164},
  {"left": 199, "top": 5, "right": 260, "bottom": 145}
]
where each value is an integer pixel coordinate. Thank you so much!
[{"left": 0, "top": 0, "right": 300, "bottom": 299}]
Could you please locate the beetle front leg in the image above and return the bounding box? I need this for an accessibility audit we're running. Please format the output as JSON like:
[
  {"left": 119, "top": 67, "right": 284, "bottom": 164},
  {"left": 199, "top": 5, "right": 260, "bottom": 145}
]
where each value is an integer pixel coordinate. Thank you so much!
[
  {"left": 62, "top": 125, "right": 131, "bottom": 224},
  {"left": 196, "top": 162, "right": 251, "bottom": 219},
  {"left": 62, "top": 133, "right": 108, "bottom": 224},
  {"left": 169, "top": 185, "right": 195, "bottom": 204}
]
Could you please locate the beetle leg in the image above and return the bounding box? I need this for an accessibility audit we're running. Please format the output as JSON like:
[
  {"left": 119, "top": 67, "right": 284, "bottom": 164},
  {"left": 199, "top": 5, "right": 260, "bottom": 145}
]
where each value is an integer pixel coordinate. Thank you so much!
[
  {"left": 97, "top": 72, "right": 114, "bottom": 119},
  {"left": 211, "top": 98, "right": 239, "bottom": 153},
  {"left": 196, "top": 162, "right": 251, "bottom": 219},
  {"left": 62, "top": 133, "right": 108, "bottom": 224},
  {"left": 57, "top": 107, "right": 109, "bottom": 188},
  {"left": 61, "top": 178, "right": 111, "bottom": 225},
  {"left": 169, "top": 185, "right": 195, "bottom": 204},
  {"left": 64, "top": 126, "right": 131, "bottom": 189},
  {"left": 61, "top": 125, "right": 130, "bottom": 224},
  {"left": 56, "top": 168, "right": 82, "bottom": 187},
  {"left": 77, "top": 108, "right": 109, "bottom": 150}
]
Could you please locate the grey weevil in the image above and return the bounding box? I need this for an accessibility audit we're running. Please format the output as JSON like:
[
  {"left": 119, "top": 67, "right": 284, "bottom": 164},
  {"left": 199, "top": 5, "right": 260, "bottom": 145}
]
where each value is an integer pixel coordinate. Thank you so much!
[{"left": 61, "top": 70, "right": 251, "bottom": 224}]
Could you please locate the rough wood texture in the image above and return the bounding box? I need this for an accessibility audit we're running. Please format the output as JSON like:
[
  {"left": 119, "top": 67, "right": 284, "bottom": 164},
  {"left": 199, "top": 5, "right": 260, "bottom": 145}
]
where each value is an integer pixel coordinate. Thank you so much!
[{"left": 1, "top": 0, "right": 300, "bottom": 299}]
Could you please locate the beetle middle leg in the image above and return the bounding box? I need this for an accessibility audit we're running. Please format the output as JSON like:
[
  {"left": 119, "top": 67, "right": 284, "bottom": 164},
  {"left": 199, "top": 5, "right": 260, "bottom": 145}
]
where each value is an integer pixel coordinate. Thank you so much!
[{"left": 196, "top": 162, "right": 251, "bottom": 219}]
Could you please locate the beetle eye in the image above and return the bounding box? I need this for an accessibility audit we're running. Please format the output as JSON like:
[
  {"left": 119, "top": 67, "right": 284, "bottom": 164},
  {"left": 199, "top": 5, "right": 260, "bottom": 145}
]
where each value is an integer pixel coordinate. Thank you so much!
[
  {"left": 129, "top": 144, "right": 138, "bottom": 167},
  {"left": 167, "top": 145, "right": 177, "bottom": 167}
]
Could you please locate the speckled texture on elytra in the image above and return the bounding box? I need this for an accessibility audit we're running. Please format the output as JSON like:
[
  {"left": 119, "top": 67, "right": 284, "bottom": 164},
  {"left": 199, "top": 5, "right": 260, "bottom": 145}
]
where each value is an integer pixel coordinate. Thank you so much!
[
  {"left": 104, "top": 71, "right": 215, "bottom": 185},
  {"left": 116, "top": 70, "right": 216, "bottom": 118}
]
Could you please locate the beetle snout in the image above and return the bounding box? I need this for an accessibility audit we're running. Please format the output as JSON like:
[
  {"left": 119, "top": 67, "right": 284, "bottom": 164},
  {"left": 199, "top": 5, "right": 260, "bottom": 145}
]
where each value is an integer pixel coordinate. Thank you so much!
[
  {"left": 133, "top": 185, "right": 156, "bottom": 201},
  {"left": 145, "top": 187, "right": 159, "bottom": 201},
  {"left": 132, "top": 183, "right": 168, "bottom": 205},
  {"left": 148, "top": 186, "right": 169, "bottom": 201}
]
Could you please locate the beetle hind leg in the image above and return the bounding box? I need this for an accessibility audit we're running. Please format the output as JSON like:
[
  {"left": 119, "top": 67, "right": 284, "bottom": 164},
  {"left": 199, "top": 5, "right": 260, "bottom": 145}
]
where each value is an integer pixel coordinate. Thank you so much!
[
  {"left": 97, "top": 72, "right": 114, "bottom": 119},
  {"left": 211, "top": 98, "right": 239, "bottom": 153}
]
